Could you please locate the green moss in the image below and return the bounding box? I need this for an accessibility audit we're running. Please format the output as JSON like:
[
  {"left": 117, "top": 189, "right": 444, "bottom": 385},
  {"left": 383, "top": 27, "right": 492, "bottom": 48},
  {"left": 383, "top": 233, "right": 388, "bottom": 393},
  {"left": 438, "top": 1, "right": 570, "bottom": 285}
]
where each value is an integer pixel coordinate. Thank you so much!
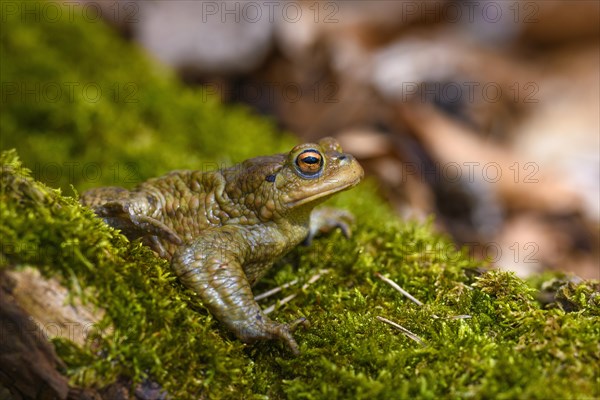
[
  {"left": 1, "top": 1, "right": 599, "bottom": 399},
  {"left": 3, "top": 150, "right": 598, "bottom": 399}
]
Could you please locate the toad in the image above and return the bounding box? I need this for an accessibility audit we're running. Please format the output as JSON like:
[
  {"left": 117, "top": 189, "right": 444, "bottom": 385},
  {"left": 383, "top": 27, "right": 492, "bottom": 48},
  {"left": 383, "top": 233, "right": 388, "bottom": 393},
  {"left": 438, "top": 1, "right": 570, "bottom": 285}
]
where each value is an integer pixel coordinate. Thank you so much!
[{"left": 80, "top": 138, "right": 363, "bottom": 354}]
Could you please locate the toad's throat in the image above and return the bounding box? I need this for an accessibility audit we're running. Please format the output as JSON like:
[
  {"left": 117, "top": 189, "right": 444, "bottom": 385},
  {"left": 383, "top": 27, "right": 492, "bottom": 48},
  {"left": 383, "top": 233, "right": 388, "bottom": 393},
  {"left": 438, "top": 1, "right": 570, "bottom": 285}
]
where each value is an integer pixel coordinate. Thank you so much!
[{"left": 286, "top": 180, "right": 360, "bottom": 208}]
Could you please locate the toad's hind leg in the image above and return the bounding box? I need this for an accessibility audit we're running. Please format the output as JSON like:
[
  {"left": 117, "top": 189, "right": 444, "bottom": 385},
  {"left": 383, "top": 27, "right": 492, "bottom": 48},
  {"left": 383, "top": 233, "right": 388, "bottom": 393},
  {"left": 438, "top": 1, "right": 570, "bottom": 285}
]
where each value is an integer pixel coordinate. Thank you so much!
[{"left": 172, "top": 226, "right": 306, "bottom": 354}]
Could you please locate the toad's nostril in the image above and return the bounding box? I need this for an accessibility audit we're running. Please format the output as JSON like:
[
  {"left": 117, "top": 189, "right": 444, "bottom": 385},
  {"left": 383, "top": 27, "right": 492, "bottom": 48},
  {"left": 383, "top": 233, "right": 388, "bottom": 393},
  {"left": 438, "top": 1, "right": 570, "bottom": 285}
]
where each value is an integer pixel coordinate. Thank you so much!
[{"left": 338, "top": 154, "right": 355, "bottom": 164}]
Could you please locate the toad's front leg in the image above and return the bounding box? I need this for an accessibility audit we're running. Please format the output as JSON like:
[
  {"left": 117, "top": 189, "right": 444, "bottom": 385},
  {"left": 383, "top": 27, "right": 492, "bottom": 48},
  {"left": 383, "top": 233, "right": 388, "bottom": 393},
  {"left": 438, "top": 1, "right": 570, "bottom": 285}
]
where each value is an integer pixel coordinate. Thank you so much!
[{"left": 172, "top": 226, "right": 305, "bottom": 354}]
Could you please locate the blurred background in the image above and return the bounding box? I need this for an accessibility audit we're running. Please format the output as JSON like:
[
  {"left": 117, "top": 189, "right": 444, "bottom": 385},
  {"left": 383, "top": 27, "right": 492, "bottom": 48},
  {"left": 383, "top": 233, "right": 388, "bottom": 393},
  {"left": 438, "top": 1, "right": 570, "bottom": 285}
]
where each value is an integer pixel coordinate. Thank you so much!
[{"left": 6, "top": 0, "right": 600, "bottom": 279}]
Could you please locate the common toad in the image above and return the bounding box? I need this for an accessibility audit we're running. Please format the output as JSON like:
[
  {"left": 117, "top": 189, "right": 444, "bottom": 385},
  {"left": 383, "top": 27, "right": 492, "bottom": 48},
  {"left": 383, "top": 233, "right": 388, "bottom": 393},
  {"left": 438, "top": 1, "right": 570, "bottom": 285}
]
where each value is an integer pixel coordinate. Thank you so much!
[{"left": 80, "top": 138, "right": 363, "bottom": 354}]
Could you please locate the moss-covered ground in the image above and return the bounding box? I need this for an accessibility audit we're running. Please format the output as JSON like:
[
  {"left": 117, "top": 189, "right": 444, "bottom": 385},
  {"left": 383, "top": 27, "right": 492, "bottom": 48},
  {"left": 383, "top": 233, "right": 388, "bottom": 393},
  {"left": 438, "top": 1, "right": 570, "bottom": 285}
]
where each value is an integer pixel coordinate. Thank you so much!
[{"left": 1, "top": 1, "right": 599, "bottom": 399}]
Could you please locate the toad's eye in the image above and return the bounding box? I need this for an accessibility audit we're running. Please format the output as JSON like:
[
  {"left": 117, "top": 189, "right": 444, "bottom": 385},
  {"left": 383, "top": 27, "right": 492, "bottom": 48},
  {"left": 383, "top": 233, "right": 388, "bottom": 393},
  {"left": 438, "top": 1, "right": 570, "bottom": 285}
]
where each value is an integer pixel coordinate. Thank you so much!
[{"left": 295, "top": 149, "right": 323, "bottom": 178}]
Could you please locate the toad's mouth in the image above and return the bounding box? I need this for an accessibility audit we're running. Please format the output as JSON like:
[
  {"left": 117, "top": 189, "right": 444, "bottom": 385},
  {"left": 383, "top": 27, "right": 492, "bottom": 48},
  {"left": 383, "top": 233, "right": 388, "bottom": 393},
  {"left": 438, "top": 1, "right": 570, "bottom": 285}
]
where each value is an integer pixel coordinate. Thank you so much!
[{"left": 285, "top": 178, "right": 361, "bottom": 208}]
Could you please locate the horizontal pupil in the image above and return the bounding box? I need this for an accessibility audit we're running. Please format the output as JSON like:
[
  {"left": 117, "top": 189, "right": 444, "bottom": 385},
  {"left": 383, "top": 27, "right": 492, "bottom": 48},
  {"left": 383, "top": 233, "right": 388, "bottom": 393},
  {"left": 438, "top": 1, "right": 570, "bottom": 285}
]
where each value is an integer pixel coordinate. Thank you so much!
[{"left": 302, "top": 156, "right": 319, "bottom": 164}]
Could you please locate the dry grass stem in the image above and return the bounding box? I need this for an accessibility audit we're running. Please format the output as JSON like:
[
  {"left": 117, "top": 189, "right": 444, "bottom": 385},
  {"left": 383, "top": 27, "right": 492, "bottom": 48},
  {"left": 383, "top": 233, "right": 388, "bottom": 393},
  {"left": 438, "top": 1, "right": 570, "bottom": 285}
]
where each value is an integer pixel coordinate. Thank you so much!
[
  {"left": 262, "top": 270, "right": 330, "bottom": 315},
  {"left": 375, "top": 272, "right": 424, "bottom": 306},
  {"left": 376, "top": 316, "right": 425, "bottom": 346},
  {"left": 255, "top": 279, "right": 299, "bottom": 301}
]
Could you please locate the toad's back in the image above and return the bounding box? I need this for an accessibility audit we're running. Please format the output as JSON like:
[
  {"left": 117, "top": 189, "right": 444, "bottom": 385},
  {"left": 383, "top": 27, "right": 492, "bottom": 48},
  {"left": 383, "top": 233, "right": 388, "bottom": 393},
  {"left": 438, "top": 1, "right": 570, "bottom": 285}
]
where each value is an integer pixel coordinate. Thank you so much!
[{"left": 81, "top": 169, "right": 238, "bottom": 258}]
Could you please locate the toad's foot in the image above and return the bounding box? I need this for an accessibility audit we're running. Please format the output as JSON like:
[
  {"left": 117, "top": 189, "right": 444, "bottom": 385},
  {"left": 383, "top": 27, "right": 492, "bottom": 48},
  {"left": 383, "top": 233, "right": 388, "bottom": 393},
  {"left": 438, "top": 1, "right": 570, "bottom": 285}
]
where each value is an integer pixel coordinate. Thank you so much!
[
  {"left": 305, "top": 207, "right": 355, "bottom": 245},
  {"left": 233, "top": 316, "right": 308, "bottom": 355}
]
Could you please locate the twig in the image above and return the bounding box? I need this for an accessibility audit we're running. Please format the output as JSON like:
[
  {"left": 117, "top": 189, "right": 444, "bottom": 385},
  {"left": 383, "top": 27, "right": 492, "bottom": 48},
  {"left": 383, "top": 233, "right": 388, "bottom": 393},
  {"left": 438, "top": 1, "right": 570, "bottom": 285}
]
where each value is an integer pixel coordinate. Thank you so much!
[
  {"left": 255, "top": 279, "right": 298, "bottom": 301},
  {"left": 263, "top": 293, "right": 296, "bottom": 315},
  {"left": 376, "top": 273, "right": 473, "bottom": 319},
  {"left": 449, "top": 315, "right": 472, "bottom": 320},
  {"left": 375, "top": 272, "right": 424, "bottom": 306},
  {"left": 376, "top": 316, "right": 425, "bottom": 346},
  {"left": 262, "top": 270, "right": 330, "bottom": 315}
]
